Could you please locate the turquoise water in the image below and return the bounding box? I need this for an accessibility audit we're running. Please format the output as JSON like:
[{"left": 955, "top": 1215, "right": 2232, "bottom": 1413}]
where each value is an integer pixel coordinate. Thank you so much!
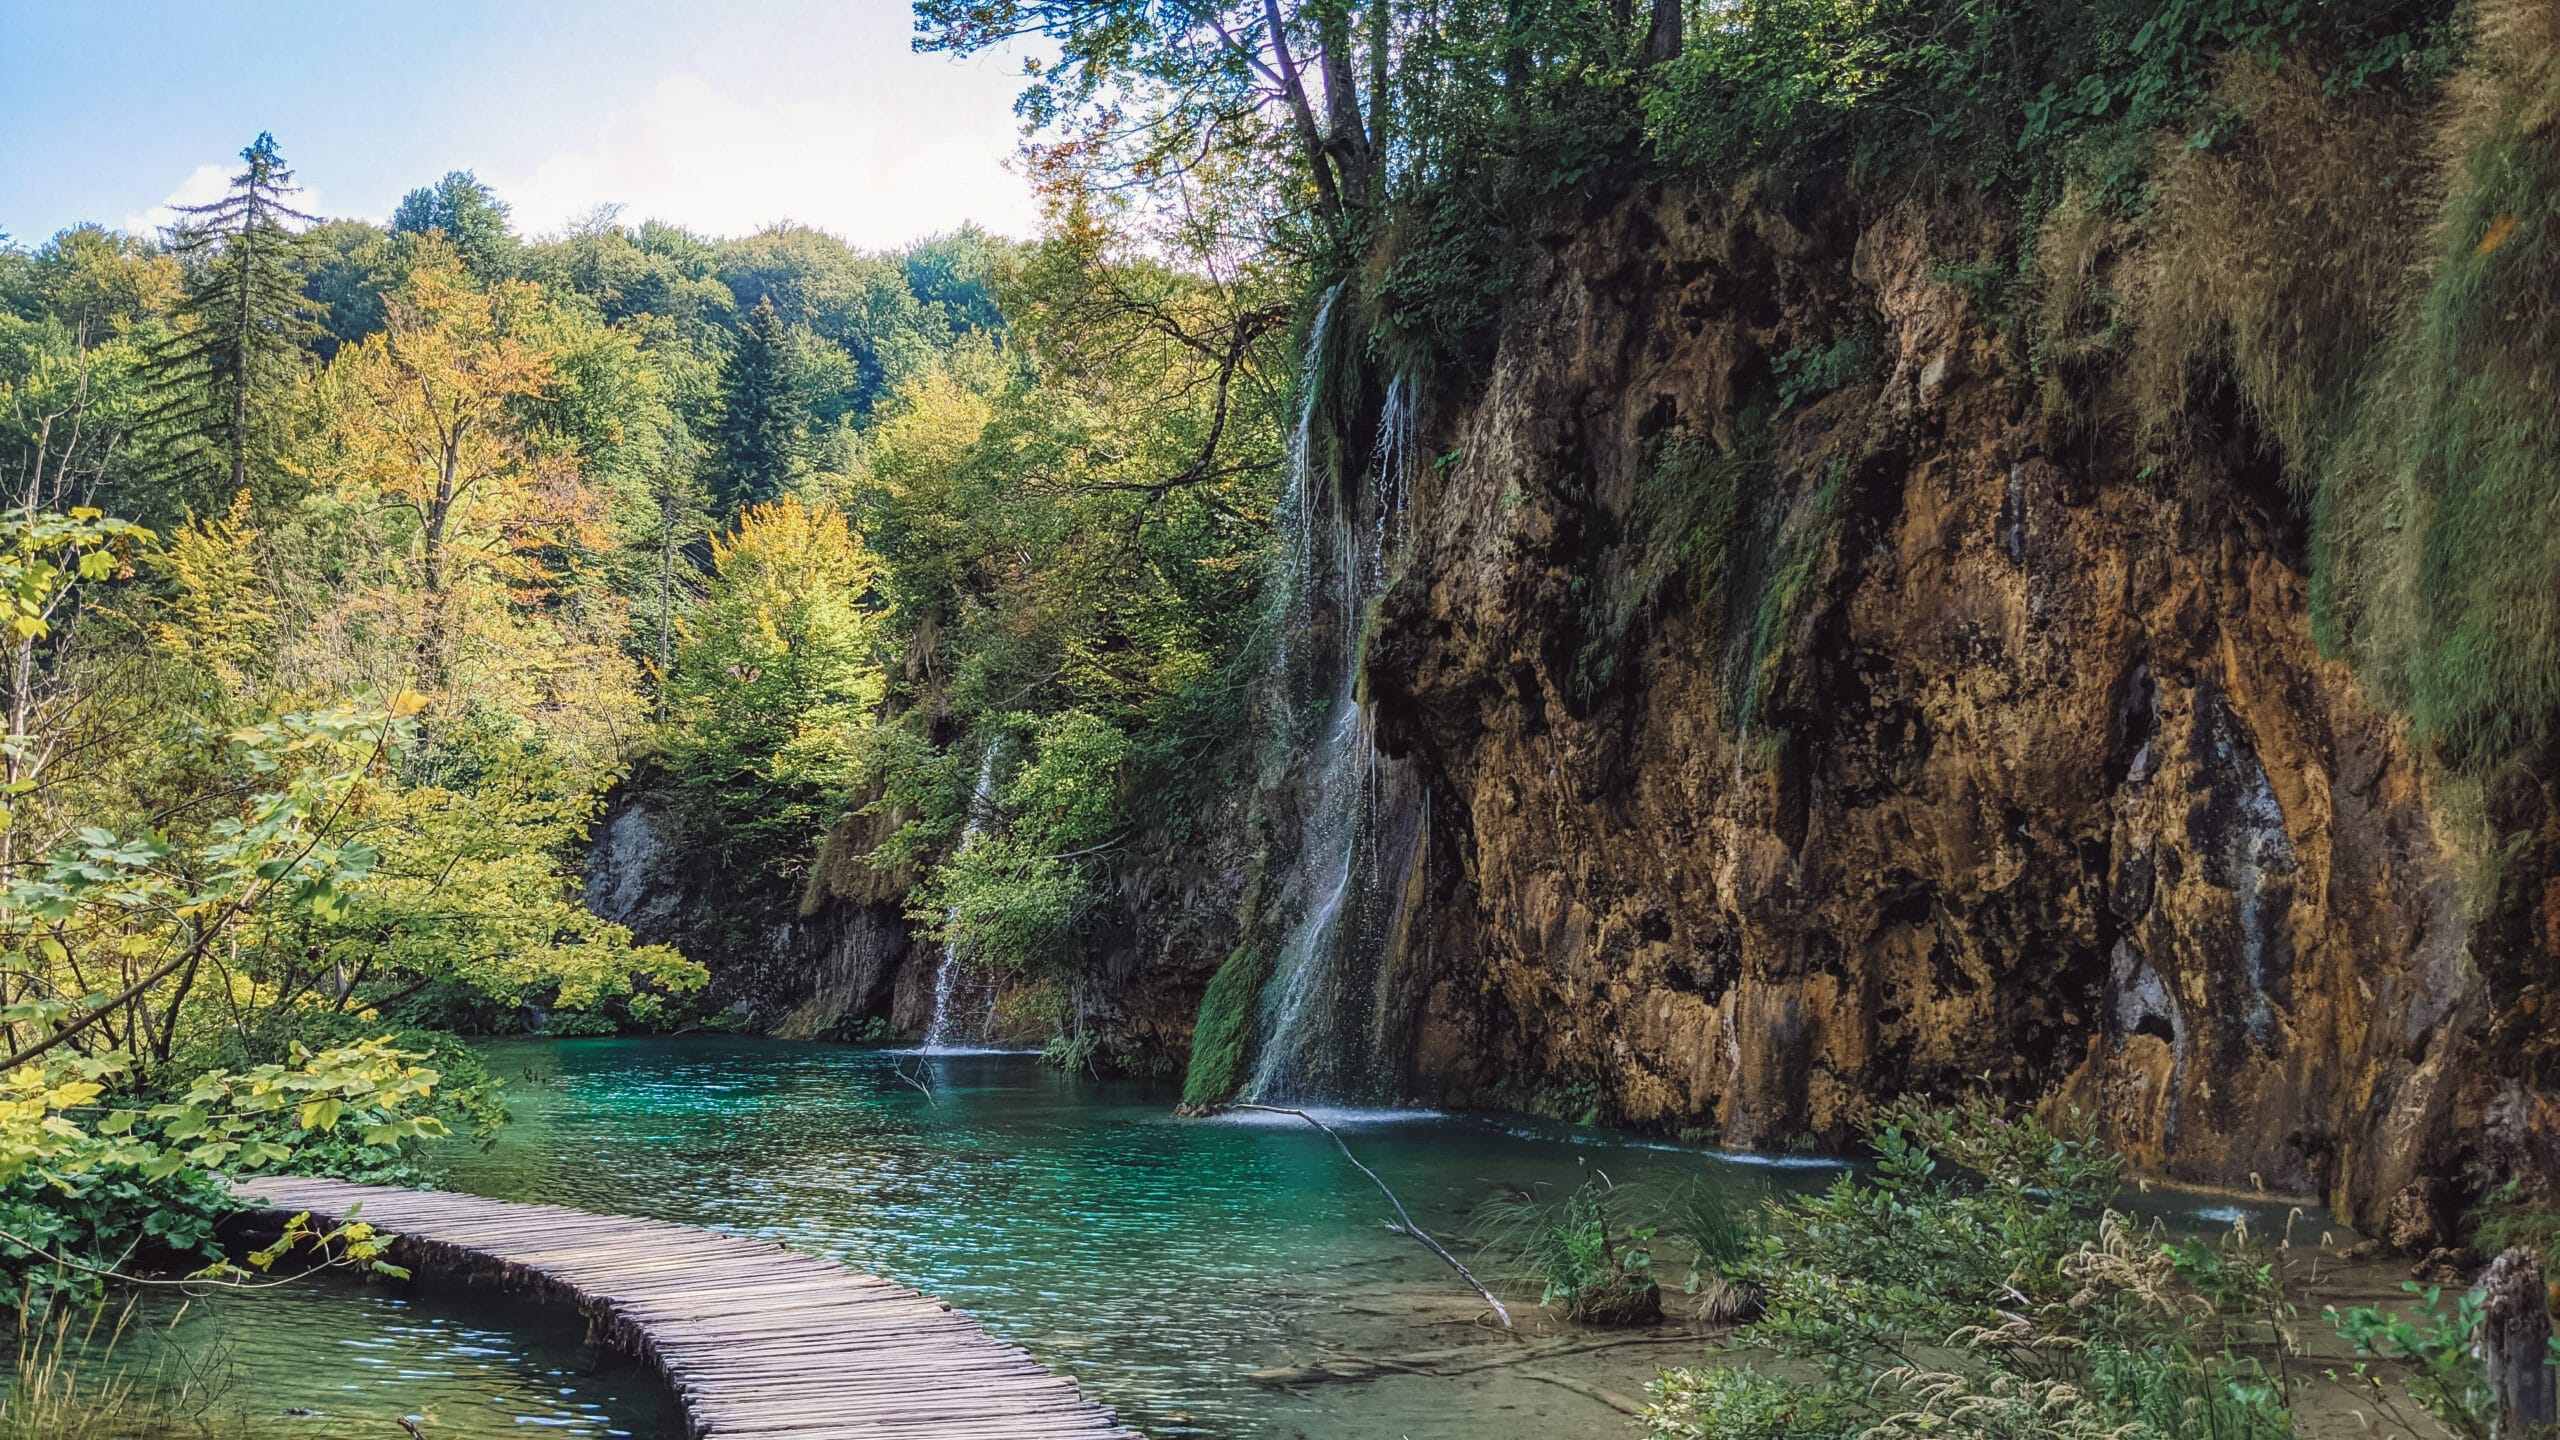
[
  {"left": 130, "top": 1035, "right": 2323, "bottom": 1440},
  {"left": 80, "top": 1276, "right": 683, "bottom": 1440},
  {"left": 428, "top": 1037, "right": 1849, "bottom": 1438}
]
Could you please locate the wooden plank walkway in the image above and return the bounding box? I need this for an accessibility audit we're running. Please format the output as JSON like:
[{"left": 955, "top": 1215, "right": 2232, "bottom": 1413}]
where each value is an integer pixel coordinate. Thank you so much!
[{"left": 231, "top": 1176, "right": 1142, "bottom": 1440}]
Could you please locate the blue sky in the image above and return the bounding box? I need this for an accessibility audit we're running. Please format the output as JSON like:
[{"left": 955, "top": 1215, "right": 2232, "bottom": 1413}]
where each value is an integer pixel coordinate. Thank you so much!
[{"left": 0, "top": 0, "right": 1043, "bottom": 250}]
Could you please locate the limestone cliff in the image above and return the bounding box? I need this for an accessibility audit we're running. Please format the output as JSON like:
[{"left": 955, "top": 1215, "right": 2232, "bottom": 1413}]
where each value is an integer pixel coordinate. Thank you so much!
[{"left": 1363, "top": 180, "right": 2487, "bottom": 1229}]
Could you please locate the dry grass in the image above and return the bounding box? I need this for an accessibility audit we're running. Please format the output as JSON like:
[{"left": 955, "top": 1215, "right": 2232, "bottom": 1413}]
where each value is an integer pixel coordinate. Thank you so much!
[
  {"left": 0, "top": 1300, "right": 246, "bottom": 1440},
  {"left": 2126, "top": 55, "right": 2434, "bottom": 473}
]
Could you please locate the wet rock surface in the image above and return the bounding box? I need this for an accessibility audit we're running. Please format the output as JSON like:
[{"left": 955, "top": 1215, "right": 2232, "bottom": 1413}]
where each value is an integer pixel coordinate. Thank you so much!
[{"left": 1366, "top": 183, "right": 2484, "bottom": 1229}]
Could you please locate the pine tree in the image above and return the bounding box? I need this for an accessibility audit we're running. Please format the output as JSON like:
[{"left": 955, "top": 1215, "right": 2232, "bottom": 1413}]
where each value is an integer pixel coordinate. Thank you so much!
[
  {"left": 141, "top": 133, "right": 322, "bottom": 520},
  {"left": 713, "top": 297, "right": 808, "bottom": 517}
]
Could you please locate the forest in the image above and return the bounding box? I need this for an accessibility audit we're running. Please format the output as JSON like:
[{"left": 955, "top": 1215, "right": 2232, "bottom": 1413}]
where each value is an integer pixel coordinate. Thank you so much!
[{"left": 5, "top": 0, "right": 2560, "bottom": 1436}]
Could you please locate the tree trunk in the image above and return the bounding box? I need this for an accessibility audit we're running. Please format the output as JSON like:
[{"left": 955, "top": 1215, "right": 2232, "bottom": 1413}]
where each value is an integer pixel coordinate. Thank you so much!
[
  {"left": 1643, "top": 0, "right": 1682, "bottom": 65},
  {"left": 1316, "top": 8, "right": 1373, "bottom": 205},
  {"left": 2481, "top": 1247, "right": 2558, "bottom": 1438},
  {"left": 230, "top": 224, "right": 255, "bottom": 497},
  {"left": 421, "top": 444, "right": 457, "bottom": 692},
  {"left": 1367, "top": 0, "right": 1392, "bottom": 201},
  {"left": 1262, "top": 0, "right": 1346, "bottom": 221}
]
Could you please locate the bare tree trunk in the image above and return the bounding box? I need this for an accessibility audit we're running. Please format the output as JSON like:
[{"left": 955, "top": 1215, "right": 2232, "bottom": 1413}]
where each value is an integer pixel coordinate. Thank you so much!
[
  {"left": 1642, "top": 0, "right": 1682, "bottom": 66},
  {"left": 2481, "top": 1247, "right": 2558, "bottom": 1437},
  {"left": 1262, "top": 0, "right": 1347, "bottom": 220},
  {"left": 1367, "top": 0, "right": 1392, "bottom": 201},
  {"left": 420, "top": 436, "right": 459, "bottom": 692},
  {"left": 1316, "top": 7, "right": 1374, "bottom": 204}
]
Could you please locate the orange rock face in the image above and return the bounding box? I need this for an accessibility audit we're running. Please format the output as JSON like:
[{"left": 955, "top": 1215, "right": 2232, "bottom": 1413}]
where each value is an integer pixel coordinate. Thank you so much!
[{"left": 1365, "top": 185, "right": 2480, "bottom": 1229}]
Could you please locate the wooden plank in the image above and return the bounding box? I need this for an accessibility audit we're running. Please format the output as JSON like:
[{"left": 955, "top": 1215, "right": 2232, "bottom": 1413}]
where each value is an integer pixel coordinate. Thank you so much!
[{"left": 230, "top": 1176, "right": 1141, "bottom": 1440}]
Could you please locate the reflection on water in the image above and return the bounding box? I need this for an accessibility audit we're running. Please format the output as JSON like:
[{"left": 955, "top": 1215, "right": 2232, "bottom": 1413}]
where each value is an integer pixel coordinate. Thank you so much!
[
  {"left": 429, "top": 1038, "right": 1848, "bottom": 1439},
  {"left": 101, "top": 1272, "right": 683, "bottom": 1439}
]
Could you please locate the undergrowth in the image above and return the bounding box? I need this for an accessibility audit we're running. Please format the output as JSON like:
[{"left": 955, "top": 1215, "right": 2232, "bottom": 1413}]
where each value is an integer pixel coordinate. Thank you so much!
[
  {"left": 1471, "top": 1175, "right": 1665, "bottom": 1325},
  {"left": 1646, "top": 1097, "right": 2307, "bottom": 1440}
]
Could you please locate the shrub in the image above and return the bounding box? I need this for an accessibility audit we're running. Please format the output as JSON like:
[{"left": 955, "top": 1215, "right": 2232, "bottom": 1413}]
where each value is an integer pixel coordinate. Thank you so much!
[
  {"left": 2328, "top": 1282, "right": 2499, "bottom": 1439},
  {"left": 1648, "top": 1098, "right": 2300, "bottom": 1440},
  {"left": 0, "top": 1038, "right": 443, "bottom": 1306},
  {"left": 1474, "top": 1175, "right": 1664, "bottom": 1325}
]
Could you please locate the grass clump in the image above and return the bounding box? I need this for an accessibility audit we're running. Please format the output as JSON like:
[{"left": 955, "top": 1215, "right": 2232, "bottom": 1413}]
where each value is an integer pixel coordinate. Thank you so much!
[
  {"left": 1, "top": 1302, "right": 247, "bottom": 1440},
  {"left": 2126, "top": 56, "right": 2433, "bottom": 471},
  {"left": 1646, "top": 1097, "right": 2303, "bottom": 1440},
  {"left": 1473, "top": 1175, "right": 1664, "bottom": 1326}
]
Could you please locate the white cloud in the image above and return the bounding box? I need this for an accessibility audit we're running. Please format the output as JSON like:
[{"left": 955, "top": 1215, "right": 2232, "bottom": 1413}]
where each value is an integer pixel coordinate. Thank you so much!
[
  {"left": 493, "top": 71, "right": 1038, "bottom": 248},
  {"left": 121, "top": 160, "right": 330, "bottom": 237},
  {"left": 122, "top": 163, "right": 231, "bottom": 235}
]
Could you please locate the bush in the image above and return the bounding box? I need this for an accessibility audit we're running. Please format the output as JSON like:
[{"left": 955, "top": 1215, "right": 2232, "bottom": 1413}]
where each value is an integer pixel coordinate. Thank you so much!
[
  {"left": 0, "top": 1038, "right": 446, "bottom": 1306},
  {"left": 1648, "top": 1098, "right": 2300, "bottom": 1440},
  {"left": 1474, "top": 1175, "right": 1664, "bottom": 1325}
]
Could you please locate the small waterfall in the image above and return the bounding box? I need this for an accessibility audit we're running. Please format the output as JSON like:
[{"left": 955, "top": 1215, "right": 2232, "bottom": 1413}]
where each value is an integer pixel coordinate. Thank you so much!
[
  {"left": 1242, "top": 304, "right": 1428, "bottom": 1105},
  {"left": 921, "top": 739, "right": 1004, "bottom": 1053}
]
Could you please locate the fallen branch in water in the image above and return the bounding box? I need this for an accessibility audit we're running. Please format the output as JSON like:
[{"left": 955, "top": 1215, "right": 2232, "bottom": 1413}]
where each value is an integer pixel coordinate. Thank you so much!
[
  {"left": 1230, "top": 1103, "right": 1513, "bottom": 1330},
  {"left": 1248, "top": 1331, "right": 1701, "bottom": 1386},
  {"left": 894, "top": 1059, "right": 939, "bottom": 1106},
  {"left": 1515, "top": 1367, "right": 1647, "bottom": 1415}
]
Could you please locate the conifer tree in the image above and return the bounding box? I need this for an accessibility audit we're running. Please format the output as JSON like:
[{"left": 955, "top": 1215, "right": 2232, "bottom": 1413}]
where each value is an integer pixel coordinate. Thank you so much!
[
  {"left": 141, "top": 133, "right": 321, "bottom": 519},
  {"left": 713, "top": 297, "right": 808, "bottom": 516}
]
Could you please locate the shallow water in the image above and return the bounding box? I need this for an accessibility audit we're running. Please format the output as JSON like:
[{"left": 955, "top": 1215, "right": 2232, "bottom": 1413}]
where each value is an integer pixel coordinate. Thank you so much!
[
  {"left": 147, "top": 1035, "right": 2324, "bottom": 1440},
  {"left": 429, "top": 1038, "right": 1850, "bottom": 1438},
  {"left": 75, "top": 1274, "right": 683, "bottom": 1440}
]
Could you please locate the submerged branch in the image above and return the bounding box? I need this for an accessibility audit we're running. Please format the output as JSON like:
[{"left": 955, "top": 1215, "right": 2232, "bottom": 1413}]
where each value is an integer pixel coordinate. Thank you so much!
[{"left": 1231, "top": 1102, "right": 1513, "bottom": 1330}]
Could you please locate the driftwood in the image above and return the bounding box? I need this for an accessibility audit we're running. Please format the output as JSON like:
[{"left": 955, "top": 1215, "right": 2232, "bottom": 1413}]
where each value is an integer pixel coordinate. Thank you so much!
[
  {"left": 1231, "top": 1103, "right": 1514, "bottom": 1330},
  {"left": 2479, "top": 1246, "right": 2557, "bottom": 1436},
  {"left": 1515, "top": 1367, "right": 1647, "bottom": 1415},
  {"left": 1247, "top": 1331, "right": 1701, "bottom": 1386}
]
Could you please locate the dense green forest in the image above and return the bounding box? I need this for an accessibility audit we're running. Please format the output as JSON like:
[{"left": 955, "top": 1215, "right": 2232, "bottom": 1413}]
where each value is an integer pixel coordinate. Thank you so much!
[
  {"left": 0, "top": 121, "right": 1291, "bottom": 1305},
  {"left": 6, "top": 0, "right": 2559, "bottom": 1433}
]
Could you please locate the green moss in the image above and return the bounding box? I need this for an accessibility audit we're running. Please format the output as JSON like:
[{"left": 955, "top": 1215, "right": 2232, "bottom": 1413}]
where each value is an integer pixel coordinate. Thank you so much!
[
  {"left": 1180, "top": 942, "right": 1275, "bottom": 1106},
  {"left": 1729, "top": 458, "right": 1843, "bottom": 730},
  {"left": 2310, "top": 33, "right": 2560, "bottom": 771},
  {"left": 1574, "top": 418, "right": 1838, "bottom": 731}
]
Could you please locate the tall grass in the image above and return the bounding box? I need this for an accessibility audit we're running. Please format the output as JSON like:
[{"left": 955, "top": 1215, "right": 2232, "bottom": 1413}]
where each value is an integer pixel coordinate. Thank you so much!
[
  {"left": 1471, "top": 1174, "right": 1668, "bottom": 1325},
  {"left": 0, "top": 1298, "right": 245, "bottom": 1440}
]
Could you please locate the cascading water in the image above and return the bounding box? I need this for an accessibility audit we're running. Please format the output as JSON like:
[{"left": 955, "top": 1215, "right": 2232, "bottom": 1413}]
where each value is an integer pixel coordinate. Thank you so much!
[
  {"left": 921, "top": 739, "right": 1004, "bottom": 1053},
  {"left": 1242, "top": 296, "right": 1430, "bottom": 1105}
]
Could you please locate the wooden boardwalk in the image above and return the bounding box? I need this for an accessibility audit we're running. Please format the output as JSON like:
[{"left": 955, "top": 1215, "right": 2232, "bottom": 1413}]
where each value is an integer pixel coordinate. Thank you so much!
[{"left": 231, "top": 1177, "right": 1142, "bottom": 1440}]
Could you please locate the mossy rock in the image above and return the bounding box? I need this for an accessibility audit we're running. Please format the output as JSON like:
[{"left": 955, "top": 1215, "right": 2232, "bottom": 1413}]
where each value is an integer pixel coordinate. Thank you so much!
[{"left": 1180, "top": 943, "right": 1275, "bottom": 1107}]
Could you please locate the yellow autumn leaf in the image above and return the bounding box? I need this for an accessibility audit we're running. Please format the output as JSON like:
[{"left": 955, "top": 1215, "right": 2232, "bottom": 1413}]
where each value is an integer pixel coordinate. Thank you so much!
[{"left": 2478, "top": 213, "right": 2519, "bottom": 255}]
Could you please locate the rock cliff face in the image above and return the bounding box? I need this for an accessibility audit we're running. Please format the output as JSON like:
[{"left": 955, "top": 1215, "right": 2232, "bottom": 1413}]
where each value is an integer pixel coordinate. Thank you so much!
[
  {"left": 1364, "top": 181, "right": 2483, "bottom": 1228},
  {"left": 583, "top": 794, "right": 918, "bottom": 1036},
  {"left": 588, "top": 782, "right": 1251, "bottom": 1057}
]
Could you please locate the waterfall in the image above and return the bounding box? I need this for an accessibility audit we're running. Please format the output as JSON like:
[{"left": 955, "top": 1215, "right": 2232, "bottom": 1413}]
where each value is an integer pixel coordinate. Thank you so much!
[
  {"left": 1241, "top": 302, "right": 1428, "bottom": 1105},
  {"left": 921, "top": 739, "right": 1004, "bottom": 1053}
]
